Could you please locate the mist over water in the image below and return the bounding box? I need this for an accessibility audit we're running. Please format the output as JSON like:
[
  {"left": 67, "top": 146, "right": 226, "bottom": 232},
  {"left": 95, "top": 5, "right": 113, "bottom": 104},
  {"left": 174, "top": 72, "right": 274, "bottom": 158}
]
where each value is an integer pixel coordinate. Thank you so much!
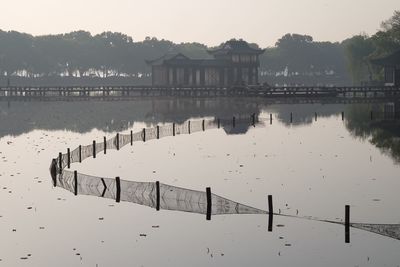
[{"left": 0, "top": 97, "right": 400, "bottom": 266}]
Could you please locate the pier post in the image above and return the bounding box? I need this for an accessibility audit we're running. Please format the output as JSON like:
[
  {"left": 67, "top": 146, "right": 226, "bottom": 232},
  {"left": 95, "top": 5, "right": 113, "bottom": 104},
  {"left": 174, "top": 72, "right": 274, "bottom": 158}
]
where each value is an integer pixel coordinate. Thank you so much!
[
  {"left": 67, "top": 148, "right": 71, "bottom": 169},
  {"left": 206, "top": 187, "right": 212, "bottom": 220},
  {"left": 345, "top": 205, "right": 350, "bottom": 243},
  {"left": 142, "top": 128, "right": 146, "bottom": 142},
  {"left": 74, "top": 170, "right": 78, "bottom": 196},
  {"left": 341, "top": 111, "right": 345, "bottom": 121},
  {"left": 217, "top": 118, "right": 220, "bottom": 129},
  {"left": 79, "top": 145, "right": 82, "bottom": 163},
  {"left": 104, "top": 137, "right": 107, "bottom": 154},
  {"left": 233, "top": 116, "right": 236, "bottom": 128},
  {"left": 268, "top": 195, "right": 273, "bottom": 232},
  {"left": 157, "top": 126, "right": 160, "bottom": 139},
  {"left": 315, "top": 112, "right": 317, "bottom": 122},
  {"left": 252, "top": 113, "right": 255, "bottom": 127},
  {"left": 290, "top": 112, "right": 293, "bottom": 124},
  {"left": 116, "top": 133, "right": 120, "bottom": 150},
  {"left": 188, "top": 121, "right": 191, "bottom": 134},
  {"left": 155, "top": 181, "right": 160, "bottom": 211},
  {"left": 202, "top": 119, "right": 205, "bottom": 131},
  {"left": 173, "top": 123, "right": 176, "bottom": 136},
  {"left": 115, "top": 177, "right": 121, "bottom": 203},
  {"left": 270, "top": 114, "right": 272, "bottom": 125}
]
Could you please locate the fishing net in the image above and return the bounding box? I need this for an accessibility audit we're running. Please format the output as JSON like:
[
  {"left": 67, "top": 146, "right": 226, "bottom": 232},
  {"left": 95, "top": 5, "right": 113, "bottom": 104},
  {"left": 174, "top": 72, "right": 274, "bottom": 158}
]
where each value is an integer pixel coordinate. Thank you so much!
[
  {"left": 53, "top": 117, "right": 259, "bottom": 174},
  {"left": 56, "top": 170, "right": 266, "bottom": 216}
]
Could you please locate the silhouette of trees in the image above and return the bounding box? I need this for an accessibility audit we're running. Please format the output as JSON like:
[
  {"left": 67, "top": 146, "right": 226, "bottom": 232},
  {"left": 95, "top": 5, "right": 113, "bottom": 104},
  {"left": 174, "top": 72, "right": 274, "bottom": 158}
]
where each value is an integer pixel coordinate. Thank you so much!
[
  {"left": 0, "top": 30, "right": 198, "bottom": 79},
  {"left": 344, "top": 10, "right": 400, "bottom": 84},
  {"left": 0, "top": 30, "right": 350, "bottom": 84},
  {"left": 260, "top": 33, "right": 349, "bottom": 85}
]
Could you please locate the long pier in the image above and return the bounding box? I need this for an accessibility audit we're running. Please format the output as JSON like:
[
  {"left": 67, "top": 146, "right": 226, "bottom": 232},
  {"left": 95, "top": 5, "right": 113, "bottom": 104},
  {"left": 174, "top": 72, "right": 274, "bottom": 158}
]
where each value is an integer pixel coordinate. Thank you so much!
[{"left": 0, "top": 85, "right": 399, "bottom": 100}]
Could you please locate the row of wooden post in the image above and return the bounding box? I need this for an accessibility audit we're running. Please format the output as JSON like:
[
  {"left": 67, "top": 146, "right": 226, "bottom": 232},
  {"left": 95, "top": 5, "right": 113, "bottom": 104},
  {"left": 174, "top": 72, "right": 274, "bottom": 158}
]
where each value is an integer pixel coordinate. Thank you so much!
[
  {"left": 70, "top": 174, "right": 351, "bottom": 243},
  {"left": 70, "top": 171, "right": 351, "bottom": 243},
  {"left": 266, "top": 195, "right": 350, "bottom": 243},
  {"left": 60, "top": 111, "right": 354, "bottom": 174},
  {"left": 58, "top": 113, "right": 354, "bottom": 243}
]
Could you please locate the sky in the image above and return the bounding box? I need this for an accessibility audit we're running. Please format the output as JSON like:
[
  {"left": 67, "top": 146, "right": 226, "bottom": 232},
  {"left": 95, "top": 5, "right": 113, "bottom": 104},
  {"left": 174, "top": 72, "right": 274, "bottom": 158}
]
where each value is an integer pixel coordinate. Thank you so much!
[{"left": 0, "top": 0, "right": 398, "bottom": 47}]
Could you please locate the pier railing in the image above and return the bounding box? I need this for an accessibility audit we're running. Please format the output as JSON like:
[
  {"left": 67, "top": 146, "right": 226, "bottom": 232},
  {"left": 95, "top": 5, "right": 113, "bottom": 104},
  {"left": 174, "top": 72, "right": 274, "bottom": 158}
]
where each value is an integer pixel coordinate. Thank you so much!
[{"left": 2, "top": 84, "right": 400, "bottom": 99}]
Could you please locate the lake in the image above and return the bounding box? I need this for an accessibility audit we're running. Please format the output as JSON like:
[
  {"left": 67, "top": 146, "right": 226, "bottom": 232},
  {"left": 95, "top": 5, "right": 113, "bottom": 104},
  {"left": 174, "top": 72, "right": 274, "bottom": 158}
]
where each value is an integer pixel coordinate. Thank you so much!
[{"left": 0, "top": 97, "right": 399, "bottom": 266}]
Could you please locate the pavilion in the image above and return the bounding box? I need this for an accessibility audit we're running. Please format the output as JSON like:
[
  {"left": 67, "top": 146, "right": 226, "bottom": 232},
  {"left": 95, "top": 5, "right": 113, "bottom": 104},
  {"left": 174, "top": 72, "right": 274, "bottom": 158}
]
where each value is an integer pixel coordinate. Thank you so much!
[
  {"left": 147, "top": 40, "right": 265, "bottom": 87},
  {"left": 371, "top": 50, "right": 400, "bottom": 86}
]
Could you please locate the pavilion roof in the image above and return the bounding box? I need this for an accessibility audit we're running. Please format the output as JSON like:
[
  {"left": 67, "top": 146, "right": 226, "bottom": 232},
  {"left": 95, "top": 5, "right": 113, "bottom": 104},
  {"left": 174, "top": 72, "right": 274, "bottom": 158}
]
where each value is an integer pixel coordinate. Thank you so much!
[
  {"left": 371, "top": 50, "right": 400, "bottom": 66},
  {"left": 207, "top": 40, "right": 265, "bottom": 55}
]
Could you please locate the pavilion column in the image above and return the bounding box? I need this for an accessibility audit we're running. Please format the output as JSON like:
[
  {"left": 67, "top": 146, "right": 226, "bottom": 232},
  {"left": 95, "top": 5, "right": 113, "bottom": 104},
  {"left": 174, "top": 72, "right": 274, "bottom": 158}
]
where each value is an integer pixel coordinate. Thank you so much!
[
  {"left": 200, "top": 67, "right": 205, "bottom": 86},
  {"left": 192, "top": 68, "right": 196, "bottom": 86},
  {"left": 173, "top": 67, "right": 177, "bottom": 85},
  {"left": 248, "top": 67, "right": 253, "bottom": 85},
  {"left": 184, "top": 67, "right": 189, "bottom": 85},
  {"left": 168, "top": 67, "right": 172, "bottom": 86},
  {"left": 255, "top": 67, "right": 259, "bottom": 84},
  {"left": 219, "top": 68, "right": 224, "bottom": 87}
]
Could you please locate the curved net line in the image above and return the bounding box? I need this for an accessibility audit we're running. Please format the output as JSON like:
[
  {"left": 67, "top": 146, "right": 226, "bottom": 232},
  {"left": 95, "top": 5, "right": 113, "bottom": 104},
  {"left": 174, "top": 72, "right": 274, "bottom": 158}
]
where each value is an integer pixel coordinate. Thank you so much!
[
  {"left": 56, "top": 170, "right": 266, "bottom": 216},
  {"left": 49, "top": 113, "right": 400, "bottom": 242},
  {"left": 54, "top": 117, "right": 247, "bottom": 172}
]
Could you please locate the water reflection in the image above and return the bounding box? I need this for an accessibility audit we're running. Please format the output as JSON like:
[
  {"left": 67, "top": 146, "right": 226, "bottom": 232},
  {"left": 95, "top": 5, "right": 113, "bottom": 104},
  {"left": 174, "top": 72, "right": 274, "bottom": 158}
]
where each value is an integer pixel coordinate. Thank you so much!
[
  {"left": 1, "top": 97, "right": 398, "bottom": 137},
  {"left": 345, "top": 101, "right": 400, "bottom": 163},
  {"left": 50, "top": 115, "right": 400, "bottom": 243}
]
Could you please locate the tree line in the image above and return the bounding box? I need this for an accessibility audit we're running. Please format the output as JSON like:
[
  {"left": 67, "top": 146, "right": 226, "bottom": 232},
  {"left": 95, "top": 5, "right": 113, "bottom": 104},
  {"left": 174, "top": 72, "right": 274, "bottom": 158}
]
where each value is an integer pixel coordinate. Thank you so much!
[
  {"left": 345, "top": 10, "right": 400, "bottom": 84},
  {"left": 0, "top": 30, "right": 209, "bottom": 79},
  {"left": 0, "top": 10, "right": 398, "bottom": 85}
]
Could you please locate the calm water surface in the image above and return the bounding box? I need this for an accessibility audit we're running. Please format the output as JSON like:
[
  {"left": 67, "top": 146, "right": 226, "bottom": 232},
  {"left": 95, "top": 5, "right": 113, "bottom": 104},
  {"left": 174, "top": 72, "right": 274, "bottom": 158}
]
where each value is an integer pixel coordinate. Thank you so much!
[{"left": 0, "top": 98, "right": 399, "bottom": 267}]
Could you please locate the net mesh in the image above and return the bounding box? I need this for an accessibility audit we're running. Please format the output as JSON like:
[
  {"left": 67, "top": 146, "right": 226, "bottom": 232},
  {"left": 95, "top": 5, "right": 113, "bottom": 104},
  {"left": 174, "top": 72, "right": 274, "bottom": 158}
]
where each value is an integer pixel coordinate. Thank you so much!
[{"left": 56, "top": 170, "right": 266, "bottom": 216}]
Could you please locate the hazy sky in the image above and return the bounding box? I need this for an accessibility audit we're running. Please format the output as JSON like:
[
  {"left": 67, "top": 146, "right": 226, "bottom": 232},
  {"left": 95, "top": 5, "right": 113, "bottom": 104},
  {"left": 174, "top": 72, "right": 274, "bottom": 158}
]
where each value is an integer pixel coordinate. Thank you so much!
[{"left": 0, "top": 0, "right": 398, "bottom": 47}]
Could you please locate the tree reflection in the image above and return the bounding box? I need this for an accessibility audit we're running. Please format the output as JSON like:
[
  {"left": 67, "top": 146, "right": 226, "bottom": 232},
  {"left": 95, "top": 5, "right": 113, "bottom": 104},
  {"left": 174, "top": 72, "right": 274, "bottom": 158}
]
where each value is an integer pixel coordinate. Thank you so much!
[{"left": 345, "top": 101, "right": 400, "bottom": 163}]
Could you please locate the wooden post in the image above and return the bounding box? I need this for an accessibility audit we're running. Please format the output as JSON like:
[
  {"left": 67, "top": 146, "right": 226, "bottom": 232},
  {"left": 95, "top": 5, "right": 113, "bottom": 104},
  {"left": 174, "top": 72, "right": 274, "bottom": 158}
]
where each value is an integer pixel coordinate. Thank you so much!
[
  {"left": 67, "top": 148, "right": 71, "bottom": 169},
  {"left": 188, "top": 121, "right": 191, "bottom": 134},
  {"left": 74, "top": 170, "right": 78, "bottom": 196},
  {"left": 341, "top": 111, "right": 345, "bottom": 121},
  {"left": 116, "top": 133, "right": 120, "bottom": 150},
  {"left": 173, "top": 123, "right": 176, "bottom": 136},
  {"left": 104, "top": 137, "right": 107, "bottom": 154},
  {"left": 130, "top": 130, "right": 133, "bottom": 145},
  {"left": 50, "top": 159, "right": 57, "bottom": 187},
  {"left": 206, "top": 187, "right": 212, "bottom": 220},
  {"left": 155, "top": 181, "right": 160, "bottom": 211},
  {"left": 290, "top": 112, "right": 293, "bottom": 123},
  {"left": 115, "top": 177, "right": 121, "bottom": 203},
  {"left": 315, "top": 112, "right": 317, "bottom": 122},
  {"left": 202, "top": 119, "right": 205, "bottom": 131},
  {"left": 157, "top": 126, "right": 160, "bottom": 139},
  {"left": 92, "top": 140, "right": 96, "bottom": 158},
  {"left": 217, "top": 118, "right": 220, "bottom": 128},
  {"left": 232, "top": 116, "right": 236, "bottom": 128},
  {"left": 345, "top": 205, "right": 350, "bottom": 243},
  {"left": 252, "top": 113, "right": 255, "bottom": 126},
  {"left": 268, "top": 195, "right": 273, "bottom": 232},
  {"left": 270, "top": 113, "right": 273, "bottom": 125},
  {"left": 142, "top": 128, "right": 146, "bottom": 142},
  {"left": 79, "top": 145, "right": 82, "bottom": 163},
  {"left": 58, "top": 152, "right": 62, "bottom": 174}
]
